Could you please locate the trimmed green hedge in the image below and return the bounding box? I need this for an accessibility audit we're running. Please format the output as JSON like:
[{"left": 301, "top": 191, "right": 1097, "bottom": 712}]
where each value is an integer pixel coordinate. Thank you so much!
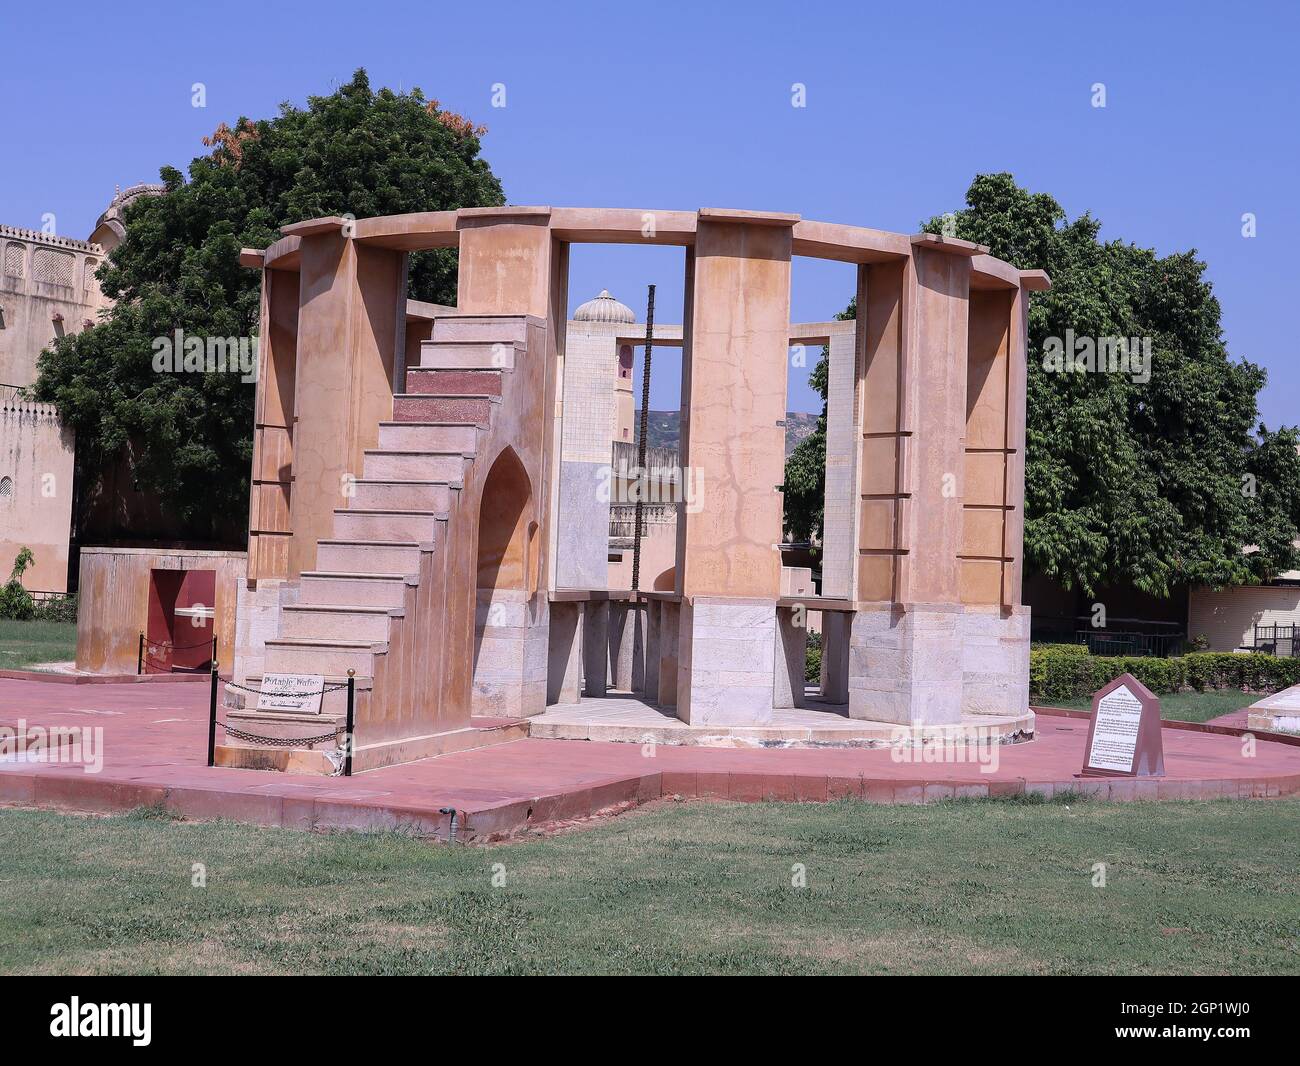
[{"left": 1030, "top": 644, "right": 1300, "bottom": 704}]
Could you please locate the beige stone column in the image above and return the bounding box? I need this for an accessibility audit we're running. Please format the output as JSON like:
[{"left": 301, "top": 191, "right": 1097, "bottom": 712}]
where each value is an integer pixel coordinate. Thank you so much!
[
  {"left": 453, "top": 208, "right": 561, "bottom": 721},
  {"left": 820, "top": 281, "right": 866, "bottom": 600},
  {"left": 288, "top": 228, "right": 404, "bottom": 578},
  {"left": 247, "top": 264, "right": 298, "bottom": 582},
  {"left": 962, "top": 286, "right": 1016, "bottom": 607},
  {"left": 774, "top": 606, "right": 809, "bottom": 709},
  {"left": 643, "top": 599, "right": 661, "bottom": 702},
  {"left": 456, "top": 207, "right": 555, "bottom": 318},
  {"left": 959, "top": 279, "right": 1033, "bottom": 716},
  {"left": 849, "top": 243, "right": 976, "bottom": 726},
  {"left": 675, "top": 209, "right": 796, "bottom": 725},
  {"left": 545, "top": 600, "right": 582, "bottom": 705}
]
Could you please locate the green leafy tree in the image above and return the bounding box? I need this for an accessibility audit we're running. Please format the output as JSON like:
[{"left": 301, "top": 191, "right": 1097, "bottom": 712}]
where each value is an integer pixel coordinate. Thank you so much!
[
  {"left": 32, "top": 69, "right": 504, "bottom": 539},
  {"left": 0, "top": 547, "right": 36, "bottom": 620},
  {"left": 783, "top": 173, "right": 1300, "bottom": 597}
]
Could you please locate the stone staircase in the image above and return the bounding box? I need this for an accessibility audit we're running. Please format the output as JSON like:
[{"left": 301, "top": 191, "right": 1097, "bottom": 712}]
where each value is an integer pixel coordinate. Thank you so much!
[{"left": 228, "top": 314, "right": 530, "bottom": 752}]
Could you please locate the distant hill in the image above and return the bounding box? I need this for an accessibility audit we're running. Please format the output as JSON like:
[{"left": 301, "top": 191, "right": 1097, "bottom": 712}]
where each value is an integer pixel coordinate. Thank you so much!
[{"left": 635, "top": 410, "right": 819, "bottom": 457}]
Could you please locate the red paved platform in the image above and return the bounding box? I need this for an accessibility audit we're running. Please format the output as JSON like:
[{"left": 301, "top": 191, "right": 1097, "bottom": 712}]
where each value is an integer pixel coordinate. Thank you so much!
[{"left": 1, "top": 678, "right": 1297, "bottom": 840}]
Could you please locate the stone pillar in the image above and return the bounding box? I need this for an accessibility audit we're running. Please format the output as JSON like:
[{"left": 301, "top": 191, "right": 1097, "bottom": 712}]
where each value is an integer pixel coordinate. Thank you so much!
[
  {"left": 557, "top": 323, "right": 617, "bottom": 589},
  {"left": 247, "top": 265, "right": 298, "bottom": 583},
  {"left": 643, "top": 599, "right": 661, "bottom": 702},
  {"left": 454, "top": 208, "right": 561, "bottom": 723},
  {"left": 546, "top": 600, "right": 583, "bottom": 705},
  {"left": 820, "top": 309, "right": 863, "bottom": 599},
  {"left": 630, "top": 605, "right": 647, "bottom": 692},
  {"left": 582, "top": 600, "right": 610, "bottom": 697},
  {"left": 289, "top": 229, "right": 404, "bottom": 578},
  {"left": 848, "top": 244, "right": 977, "bottom": 726},
  {"left": 958, "top": 279, "right": 1034, "bottom": 717},
  {"left": 608, "top": 601, "right": 637, "bottom": 691},
  {"left": 456, "top": 207, "right": 555, "bottom": 317},
  {"left": 962, "top": 286, "right": 1016, "bottom": 608},
  {"left": 820, "top": 610, "right": 850, "bottom": 704},
  {"left": 675, "top": 209, "right": 796, "bottom": 725},
  {"left": 657, "top": 600, "right": 679, "bottom": 709},
  {"left": 774, "top": 606, "right": 809, "bottom": 709}
]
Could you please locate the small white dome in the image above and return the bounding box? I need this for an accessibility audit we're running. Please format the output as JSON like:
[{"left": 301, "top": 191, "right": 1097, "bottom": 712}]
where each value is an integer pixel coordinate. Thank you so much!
[{"left": 573, "top": 289, "right": 636, "bottom": 324}]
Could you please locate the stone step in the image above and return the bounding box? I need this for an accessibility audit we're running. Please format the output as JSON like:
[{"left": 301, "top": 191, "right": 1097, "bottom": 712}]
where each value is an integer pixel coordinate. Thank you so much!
[
  {"left": 393, "top": 393, "right": 497, "bottom": 425},
  {"left": 333, "top": 508, "right": 444, "bottom": 543},
  {"left": 316, "top": 539, "right": 424, "bottom": 575},
  {"left": 377, "top": 421, "right": 478, "bottom": 453},
  {"left": 362, "top": 449, "right": 468, "bottom": 482},
  {"left": 280, "top": 604, "right": 395, "bottom": 642},
  {"left": 405, "top": 368, "right": 503, "bottom": 397},
  {"left": 263, "top": 637, "right": 383, "bottom": 678},
  {"left": 351, "top": 479, "right": 457, "bottom": 512},
  {"left": 430, "top": 314, "right": 529, "bottom": 344},
  {"left": 419, "top": 339, "right": 520, "bottom": 370},
  {"left": 299, "top": 571, "right": 409, "bottom": 608}
]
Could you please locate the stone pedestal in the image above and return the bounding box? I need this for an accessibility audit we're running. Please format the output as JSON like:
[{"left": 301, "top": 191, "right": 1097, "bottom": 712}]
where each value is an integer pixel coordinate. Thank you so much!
[
  {"left": 630, "top": 607, "right": 647, "bottom": 693},
  {"left": 608, "top": 602, "right": 639, "bottom": 692},
  {"left": 546, "top": 601, "right": 583, "bottom": 705},
  {"left": 643, "top": 600, "right": 661, "bottom": 702},
  {"left": 848, "top": 603, "right": 964, "bottom": 725},
  {"left": 582, "top": 600, "right": 610, "bottom": 697},
  {"left": 819, "top": 611, "right": 850, "bottom": 705},
  {"left": 774, "top": 606, "right": 808, "bottom": 709},
  {"left": 473, "top": 590, "right": 548, "bottom": 718},
  {"left": 657, "top": 601, "right": 679, "bottom": 708},
  {"left": 961, "top": 606, "right": 1030, "bottom": 717},
  {"left": 677, "top": 597, "right": 776, "bottom": 726}
]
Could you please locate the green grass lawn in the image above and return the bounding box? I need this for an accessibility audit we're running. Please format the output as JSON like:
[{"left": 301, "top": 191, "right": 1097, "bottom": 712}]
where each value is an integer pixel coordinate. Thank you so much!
[
  {"left": 1, "top": 798, "right": 1296, "bottom": 975},
  {"left": 0, "top": 619, "right": 77, "bottom": 671},
  {"left": 1047, "top": 688, "right": 1257, "bottom": 723}
]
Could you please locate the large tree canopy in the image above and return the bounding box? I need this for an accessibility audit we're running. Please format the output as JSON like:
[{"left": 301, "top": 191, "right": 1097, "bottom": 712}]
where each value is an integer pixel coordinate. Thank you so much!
[
  {"left": 784, "top": 173, "right": 1300, "bottom": 597},
  {"left": 33, "top": 69, "right": 504, "bottom": 538}
]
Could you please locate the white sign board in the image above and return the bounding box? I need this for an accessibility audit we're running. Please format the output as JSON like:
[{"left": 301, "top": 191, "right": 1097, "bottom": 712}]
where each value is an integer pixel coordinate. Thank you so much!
[
  {"left": 256, "top": 673, "right": 324, "bottom": 715},
  {"left": 1086, "top": 683, "right": 1143, "bottom": 773}
]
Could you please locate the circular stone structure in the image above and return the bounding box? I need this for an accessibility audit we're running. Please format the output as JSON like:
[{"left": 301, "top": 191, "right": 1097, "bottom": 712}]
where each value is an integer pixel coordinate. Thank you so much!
[{"left": 227, "top": 206, "right": 1052, "bottom": 772}]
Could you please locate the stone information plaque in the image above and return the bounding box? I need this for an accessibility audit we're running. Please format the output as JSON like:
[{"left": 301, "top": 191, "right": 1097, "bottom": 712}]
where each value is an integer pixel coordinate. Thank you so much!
[
  {"left": 1080, "top": 672, "right": 1164, "bottom": 777},
  {"left": 256, "top": 674, "right": 325, "bottom": 715}
]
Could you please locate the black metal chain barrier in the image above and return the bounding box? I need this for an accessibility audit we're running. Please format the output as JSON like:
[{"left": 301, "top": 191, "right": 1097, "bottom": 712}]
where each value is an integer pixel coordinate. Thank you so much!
[
  {"left": 144, "top": 636, "right": 216, "bottom": 651},
  {"left": 138, "top": 632, "right": 217, "bottom": 675},
  {"left": 207, "top": 667, "right": 357, "bottom": 777},
  {"left": 218, "top": 721, "right": 343, "bottom": 747},
  {"left": 222, "top": 678, "right": 350, "bottom": 698}
]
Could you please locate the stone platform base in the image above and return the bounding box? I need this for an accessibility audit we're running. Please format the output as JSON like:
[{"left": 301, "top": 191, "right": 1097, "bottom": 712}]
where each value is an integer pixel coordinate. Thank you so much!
[
  {"left": 1247, "top": 711, "right": 1300, "bottom": 736},
  {"left": 217, "top": 715, "right": 529, "bottom": 775},
  {"left": 1246, "top": 685, "right": 1300, "bottom": 736},
  {"left": 529, "top": 695, "right": 1034, "bottom": 749}
]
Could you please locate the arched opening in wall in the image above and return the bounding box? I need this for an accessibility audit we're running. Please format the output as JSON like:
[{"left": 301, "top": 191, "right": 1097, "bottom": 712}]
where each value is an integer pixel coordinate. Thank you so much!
[
  {"left": 472, "top": 447, "right": 536, "bottom": 715},
  {"left": 780, "top": 256, "right": 860, "bottom": 711}
]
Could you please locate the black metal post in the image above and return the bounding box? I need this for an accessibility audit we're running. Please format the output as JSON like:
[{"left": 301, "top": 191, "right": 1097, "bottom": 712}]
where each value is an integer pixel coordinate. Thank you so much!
[
  {"left": 343, "top": 669, "right": 356, "bottom": 777},
  {"left": 137, "top": 632, "right": 144, "bottom": 675},
  {"left": 206, "top": 659, "right": 219, "bottom": 768},
  {"left": 211, "top": 634, "right": 218, "bottom": 670},
  {"left": 631, "top": 284, "right": 656, "bottom": 593}
]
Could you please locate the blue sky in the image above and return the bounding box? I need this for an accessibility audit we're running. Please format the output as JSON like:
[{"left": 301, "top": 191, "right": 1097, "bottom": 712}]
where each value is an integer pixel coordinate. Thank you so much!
[{"left": 2, "top": 0, "right": 1295, "bottom": 420}]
